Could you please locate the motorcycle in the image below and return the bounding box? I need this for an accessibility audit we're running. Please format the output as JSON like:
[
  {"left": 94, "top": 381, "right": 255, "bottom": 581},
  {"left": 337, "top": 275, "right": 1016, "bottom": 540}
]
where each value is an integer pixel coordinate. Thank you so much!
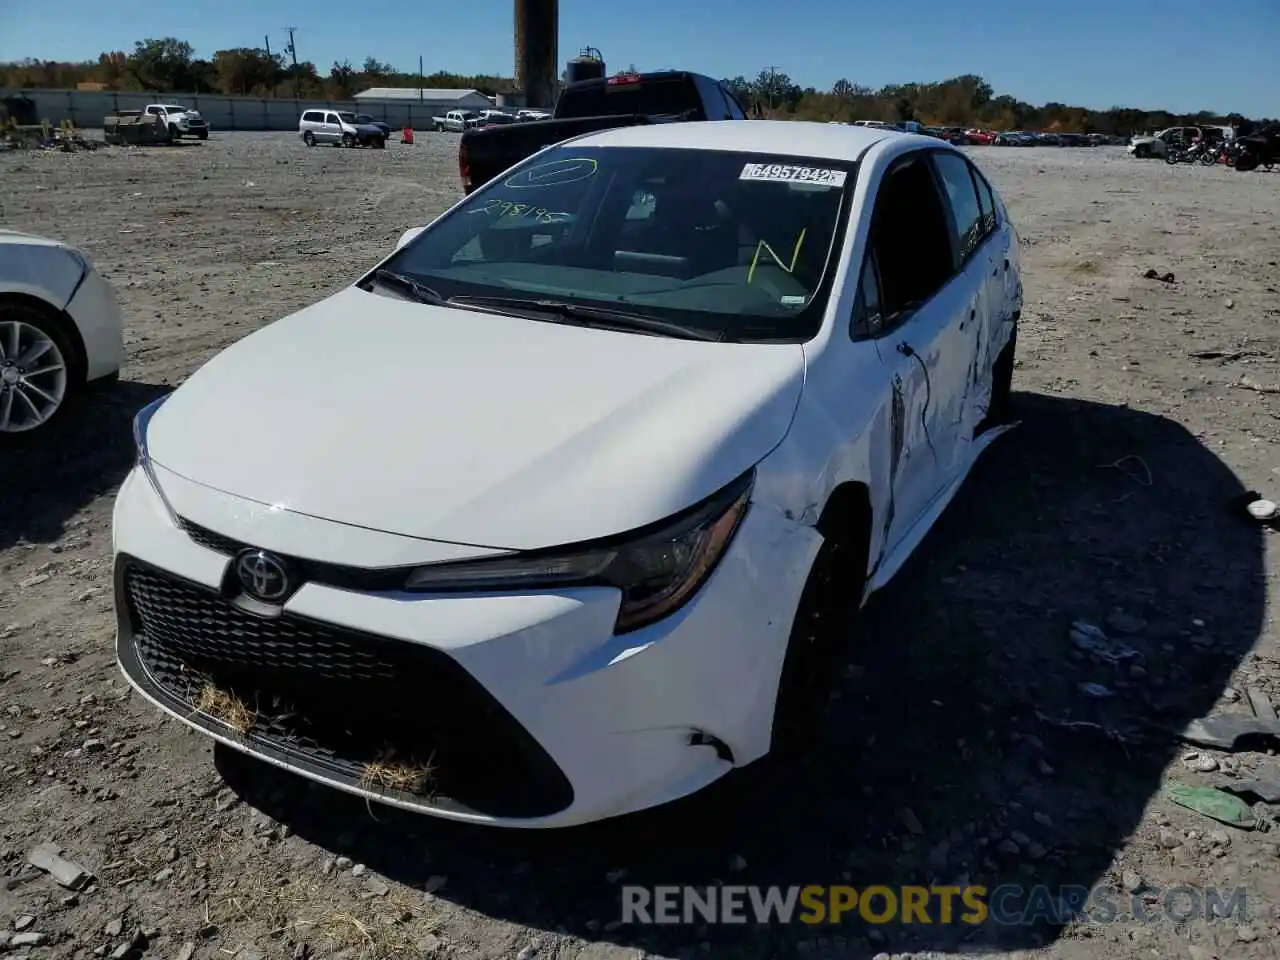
[{"left": 1165, "top": 138, "right": 1212, "bottom": 164}]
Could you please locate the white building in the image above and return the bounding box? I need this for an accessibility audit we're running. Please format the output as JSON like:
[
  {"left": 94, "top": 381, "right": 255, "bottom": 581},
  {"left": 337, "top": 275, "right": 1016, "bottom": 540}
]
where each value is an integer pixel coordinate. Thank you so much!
[{"left": 354, "top": 87, "right": 493, "bottom": 110}]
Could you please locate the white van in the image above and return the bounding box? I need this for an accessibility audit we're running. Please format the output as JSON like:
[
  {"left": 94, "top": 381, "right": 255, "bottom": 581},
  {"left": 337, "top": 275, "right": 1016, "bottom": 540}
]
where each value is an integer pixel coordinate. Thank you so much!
[{"left": 298, "top": 110, "right": 386, "bottom": 148}]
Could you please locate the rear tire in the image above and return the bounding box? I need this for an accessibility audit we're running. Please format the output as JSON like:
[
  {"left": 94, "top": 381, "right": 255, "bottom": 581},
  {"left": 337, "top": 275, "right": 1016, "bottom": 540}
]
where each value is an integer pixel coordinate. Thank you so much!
[
  {"left": 374, "top": 136, "right": 386, "bottom": 149},
  {"left": 988, "top": 326, "right": 1017, "bottom": 425},
  {"left": 1236, "top": 152, "right": 1260, "bottom": 172}
]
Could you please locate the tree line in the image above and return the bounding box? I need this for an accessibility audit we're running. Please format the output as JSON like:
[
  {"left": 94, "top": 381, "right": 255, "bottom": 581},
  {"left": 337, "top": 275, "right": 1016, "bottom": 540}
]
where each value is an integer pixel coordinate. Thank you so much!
[{"left": 1, "top": 39, "right": 1273, "bottom": 136}]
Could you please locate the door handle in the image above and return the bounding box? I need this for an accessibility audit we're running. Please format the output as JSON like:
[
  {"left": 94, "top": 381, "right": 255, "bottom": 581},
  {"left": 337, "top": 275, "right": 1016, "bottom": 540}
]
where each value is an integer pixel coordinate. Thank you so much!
[
  {"left": 1003, "top": 258, "right": 1010, "bottom": 272},
  {"left": 961, "top": 308, "right": 975, "bottom": 330}
]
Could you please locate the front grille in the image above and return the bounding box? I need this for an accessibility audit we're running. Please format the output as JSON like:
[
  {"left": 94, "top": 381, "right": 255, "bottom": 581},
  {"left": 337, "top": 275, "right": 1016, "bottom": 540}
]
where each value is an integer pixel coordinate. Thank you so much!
[
  {"left": 177, "top": 518, "right": 406, "bottom": 592},
  {"left": 117, "top": 557, "right": 573, "bottom": 818}
]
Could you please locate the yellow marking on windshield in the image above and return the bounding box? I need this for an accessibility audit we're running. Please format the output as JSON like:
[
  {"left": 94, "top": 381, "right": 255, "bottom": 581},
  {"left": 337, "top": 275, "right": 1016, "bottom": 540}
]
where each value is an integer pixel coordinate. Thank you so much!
[{"left": 747, "top": 228, "right": 807, "bottom": 285}]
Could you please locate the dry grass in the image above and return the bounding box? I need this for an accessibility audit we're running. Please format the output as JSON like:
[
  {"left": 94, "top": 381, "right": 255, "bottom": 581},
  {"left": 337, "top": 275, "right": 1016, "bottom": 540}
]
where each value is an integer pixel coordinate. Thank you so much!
[
  {"left": 1069, "top": 259, "right": 1102, "bottom": 276},
  {"left": 192, "top": 681, "right": 258, "bottom": 734},
  {"left": 207, "top": 850, "right": 438, "bottom": 959},
  {"left": 358, "top": 748, "right": 438, "bottom": 797}
]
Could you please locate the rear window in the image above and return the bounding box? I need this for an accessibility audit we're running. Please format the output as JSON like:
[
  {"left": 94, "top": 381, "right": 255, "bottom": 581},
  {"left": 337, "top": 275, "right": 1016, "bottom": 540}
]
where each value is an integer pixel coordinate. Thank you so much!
[
  {"left": 301, "top": 111, "right": 322, "bottom": 122},
  {"left": 381, "top": 145, "right": 856, "bottom": 342},
  {"left": 557, "top": 77, "right": 703, "bottom": 119}
]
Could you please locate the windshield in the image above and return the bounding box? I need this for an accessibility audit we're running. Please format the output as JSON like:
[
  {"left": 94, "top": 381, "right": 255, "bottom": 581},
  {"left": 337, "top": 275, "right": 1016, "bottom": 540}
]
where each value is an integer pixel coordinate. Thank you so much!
[
  {"left": 378, "top": 145, "right": 854, "bottom": 342},
  {"left": 558, "top": 77, "right": 700, "bottom": 118}
]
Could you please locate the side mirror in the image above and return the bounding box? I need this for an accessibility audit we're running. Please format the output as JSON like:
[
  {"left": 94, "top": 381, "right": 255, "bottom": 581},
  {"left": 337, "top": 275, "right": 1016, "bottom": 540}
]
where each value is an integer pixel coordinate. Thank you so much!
[{"left": 396, "top": 227, "right": 425, "bottom": 250}]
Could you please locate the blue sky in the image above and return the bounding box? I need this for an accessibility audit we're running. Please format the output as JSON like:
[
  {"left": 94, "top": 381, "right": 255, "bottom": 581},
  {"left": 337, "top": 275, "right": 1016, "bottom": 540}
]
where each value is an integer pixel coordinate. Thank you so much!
[{"left": 2, "top": 0, "right": 1277, "bottom": 117}]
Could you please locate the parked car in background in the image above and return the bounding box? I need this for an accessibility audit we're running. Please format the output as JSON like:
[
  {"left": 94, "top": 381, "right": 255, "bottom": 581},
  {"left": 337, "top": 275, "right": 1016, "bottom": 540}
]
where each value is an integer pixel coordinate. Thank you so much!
[
  {"left": 459, "top": 70, "right": 749, "bottom": 193},
  {"left": 113, "top": 120, "right": 1021, "bottom": 828},
  {"left": 143, "top": 103, "right": 209, "bottom": 141},
  {"left": 352, "top": 114, "right": 392, "bottom": 138},
  {"left": 1127, "top": 126, "right": 1201, "bottom": 159},
  {"left": 434, "top": 110, "right": 481, "bottom": 132},
  {"left": 923, "top": 126, "right": 970, "bottom": 145},
  {"left": 515, "top": 109, "right": 552, "bottom": 122},
  {"left": 965, "top": 129, "right": 997, "bottom": 145},
  {"left": 0, "top": 230, "right": 124, "bottom": 437},
  {"left": 298, "top": 110, "right": 386, "bottom": 148}
]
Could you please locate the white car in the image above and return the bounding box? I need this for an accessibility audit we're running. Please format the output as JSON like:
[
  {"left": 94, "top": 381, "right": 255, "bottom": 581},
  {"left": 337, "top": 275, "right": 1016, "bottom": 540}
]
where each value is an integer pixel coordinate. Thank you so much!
[
  {"left": 113, "top": 122, "right": 1021, "bottom": 828},
  {"left": 0, "top": 230, "right": 125, "bottom": 436}
]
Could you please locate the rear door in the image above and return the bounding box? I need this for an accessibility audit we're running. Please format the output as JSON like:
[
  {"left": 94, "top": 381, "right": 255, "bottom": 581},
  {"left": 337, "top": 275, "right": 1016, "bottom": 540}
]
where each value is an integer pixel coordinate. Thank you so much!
[{"left": 926, "top": 151, "right": 993, "bottom": 463}]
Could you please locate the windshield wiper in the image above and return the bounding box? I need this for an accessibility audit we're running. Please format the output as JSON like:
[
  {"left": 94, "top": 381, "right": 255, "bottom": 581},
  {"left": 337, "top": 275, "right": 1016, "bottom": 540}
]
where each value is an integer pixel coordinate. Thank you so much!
[
  {"left": 445, "top": 295, "right": 722, "bottom": 341},
  {"left": 367, "top": 269, "right": 447, "bottom": 305}
]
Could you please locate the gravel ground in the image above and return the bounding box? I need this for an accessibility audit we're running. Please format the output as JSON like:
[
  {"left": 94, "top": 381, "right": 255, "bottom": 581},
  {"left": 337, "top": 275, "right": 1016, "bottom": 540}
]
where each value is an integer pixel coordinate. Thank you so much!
[{"left": 1, "top": 133, "right": 1280, "bottom": 960}]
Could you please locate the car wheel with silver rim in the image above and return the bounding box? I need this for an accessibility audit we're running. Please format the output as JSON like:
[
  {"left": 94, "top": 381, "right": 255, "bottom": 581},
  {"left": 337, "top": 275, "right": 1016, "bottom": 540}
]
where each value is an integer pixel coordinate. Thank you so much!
[{"left": 0, "top": 302, "right": 73, "bottom": 437}]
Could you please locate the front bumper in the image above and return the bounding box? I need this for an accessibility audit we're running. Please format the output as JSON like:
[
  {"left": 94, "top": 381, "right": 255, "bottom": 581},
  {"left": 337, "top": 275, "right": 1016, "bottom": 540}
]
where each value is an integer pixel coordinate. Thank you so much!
[
  {"left": 66, "top": 264, "right": 125, "bottom": 382},
  {"left": 111, "top": 465, "right": 820, "bottom": 828}
]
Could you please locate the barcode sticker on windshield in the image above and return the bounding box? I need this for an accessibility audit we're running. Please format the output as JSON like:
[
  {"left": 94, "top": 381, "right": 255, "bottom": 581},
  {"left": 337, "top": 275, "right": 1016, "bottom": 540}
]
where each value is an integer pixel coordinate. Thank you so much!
[{"left": 739, "top": 163, "right": 847, "bottom": 187}]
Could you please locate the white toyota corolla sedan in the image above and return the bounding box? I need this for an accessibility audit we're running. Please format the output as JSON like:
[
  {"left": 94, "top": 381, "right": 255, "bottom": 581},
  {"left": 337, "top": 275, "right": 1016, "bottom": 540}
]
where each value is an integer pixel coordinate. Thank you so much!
[
  {"left": 114, "top": 121, "right": 1022, "bottom": 828},
  {"left": 0, "top": 230, "right": 125, "bottom": 436}
]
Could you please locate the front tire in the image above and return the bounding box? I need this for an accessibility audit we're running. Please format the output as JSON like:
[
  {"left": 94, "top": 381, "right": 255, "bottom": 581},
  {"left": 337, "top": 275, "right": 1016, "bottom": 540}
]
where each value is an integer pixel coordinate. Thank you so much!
[
  {"left": 303, "top": 131, "right": 316, "bottom": 147},
  {"left": 342, "top": 133, "right": 356, "bottom": 148},
  {"left": 168, "top": 124, "right": 180, "bottom": 144},
  {"left": 0, "top": 300, "right": 78, "bottom": 440},
  {"left": 770, "top": 528, "right": 867, "bottom": 757},
  {"left": 197, "top": 130, "right": 208, "bottom": 141},
  {"left": 1134, "top": 144, "right": 1150, "bottom": 159}
]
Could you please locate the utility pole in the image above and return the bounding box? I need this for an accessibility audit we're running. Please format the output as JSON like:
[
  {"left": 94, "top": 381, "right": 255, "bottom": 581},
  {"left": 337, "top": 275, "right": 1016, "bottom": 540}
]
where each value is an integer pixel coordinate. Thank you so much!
[
  {"left": 264, "top": 35, "right": 272, "bottom": 57},
  {"left": 765, "top": 65, "right": 778, "bottom": 111},
  {"left": 283, "top": 27, "right": 299, "bottom": 99},
  {"left": 419, "top": 55, "right": 424, "bottom": 101}
]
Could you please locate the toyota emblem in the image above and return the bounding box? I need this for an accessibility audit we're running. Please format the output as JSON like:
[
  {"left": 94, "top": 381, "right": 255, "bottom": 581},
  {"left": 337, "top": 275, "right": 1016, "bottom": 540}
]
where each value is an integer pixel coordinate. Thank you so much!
[{"left": 235, "top": 549, "right": 292, "bottom": 602}]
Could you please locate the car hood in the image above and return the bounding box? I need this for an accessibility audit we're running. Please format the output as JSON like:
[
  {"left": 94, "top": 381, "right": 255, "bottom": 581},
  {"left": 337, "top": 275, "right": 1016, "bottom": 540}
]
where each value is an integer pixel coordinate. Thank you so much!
[{"left": 146, "top": 286, "right": 806, "bottom": 551}]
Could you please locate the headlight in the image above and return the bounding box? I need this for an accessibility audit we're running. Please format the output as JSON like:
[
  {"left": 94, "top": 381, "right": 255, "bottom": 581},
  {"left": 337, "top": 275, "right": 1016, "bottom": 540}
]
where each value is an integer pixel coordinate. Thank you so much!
[
  {"left": 404, "top": 469, "right": 755, "bottom": 634},
  {"left": 132, "top": 393, "right": 179, "bottom": 521}
]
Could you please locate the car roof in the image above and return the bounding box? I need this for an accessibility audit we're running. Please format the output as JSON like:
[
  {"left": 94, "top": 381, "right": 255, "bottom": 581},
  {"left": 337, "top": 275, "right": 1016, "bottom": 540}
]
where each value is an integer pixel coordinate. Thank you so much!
[{"left": 569, "top": 120, "right": 918, "bottom": 161}]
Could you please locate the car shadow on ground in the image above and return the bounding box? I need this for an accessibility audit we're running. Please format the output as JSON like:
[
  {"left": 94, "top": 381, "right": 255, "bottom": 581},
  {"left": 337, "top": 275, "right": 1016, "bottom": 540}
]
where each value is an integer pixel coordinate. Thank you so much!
[
  {"left": 0, "top": 379, "right": 170, "bottom": 550},
  {"left": 216, "top": 390, "right": 1266, "bottom": 957}
]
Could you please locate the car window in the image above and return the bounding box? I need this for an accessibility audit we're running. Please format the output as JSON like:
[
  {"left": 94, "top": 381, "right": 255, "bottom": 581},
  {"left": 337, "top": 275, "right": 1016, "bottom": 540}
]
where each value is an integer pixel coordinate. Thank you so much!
[
  {"left": 851, "top": 250, "right": 884, "bottom": 338},
  {"left": 146, "top": 106, "right": 159, "bottom": 115},
  {"left": 557, "top": 77, "right": 706, "bottom": 120},
  {"left": 383, "top": 146, "right": 856, "bottom": 342},
  {"left": 931, "top": 151, "right": 985, "bottom": 262},
  {"left": 720, "top": 85, "right": 747, "bottom": 120},
  {"left": 302, "top": 111, "right": 320, "bottom": 123},
  {"left": 696, "top": 76, "right": 730, "bottom": 120},
  {"left": 325, "top": 113, "right": 339, "bottom": 124},
  {"left": 973, "top": 167, "right": 998, "bottom": 234},
  {"left": 860, "top": 151, "right": 956, "bottom": 333}
]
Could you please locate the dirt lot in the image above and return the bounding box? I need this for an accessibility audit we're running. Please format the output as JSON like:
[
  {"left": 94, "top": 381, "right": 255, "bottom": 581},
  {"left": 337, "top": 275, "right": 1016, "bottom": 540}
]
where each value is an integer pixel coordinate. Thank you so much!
[{"left": 1, "top": 132, "right": 1279, "bottom": 960}]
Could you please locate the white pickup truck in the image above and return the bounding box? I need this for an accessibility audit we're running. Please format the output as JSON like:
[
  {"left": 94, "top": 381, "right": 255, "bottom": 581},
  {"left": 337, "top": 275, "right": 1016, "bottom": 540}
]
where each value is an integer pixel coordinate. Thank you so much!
[
  {"left": 432, "top": 110, "right": 480, "bottom": 132},
  {"left": 143, "top": 103, "right": 209, "bottom": 141}
]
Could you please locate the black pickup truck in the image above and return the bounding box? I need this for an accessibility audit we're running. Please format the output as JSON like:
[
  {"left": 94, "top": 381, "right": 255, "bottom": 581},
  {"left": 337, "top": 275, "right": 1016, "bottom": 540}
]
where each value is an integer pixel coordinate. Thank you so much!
[{"left": 458, "top": 70, "right": 749, "bottom": 193}]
